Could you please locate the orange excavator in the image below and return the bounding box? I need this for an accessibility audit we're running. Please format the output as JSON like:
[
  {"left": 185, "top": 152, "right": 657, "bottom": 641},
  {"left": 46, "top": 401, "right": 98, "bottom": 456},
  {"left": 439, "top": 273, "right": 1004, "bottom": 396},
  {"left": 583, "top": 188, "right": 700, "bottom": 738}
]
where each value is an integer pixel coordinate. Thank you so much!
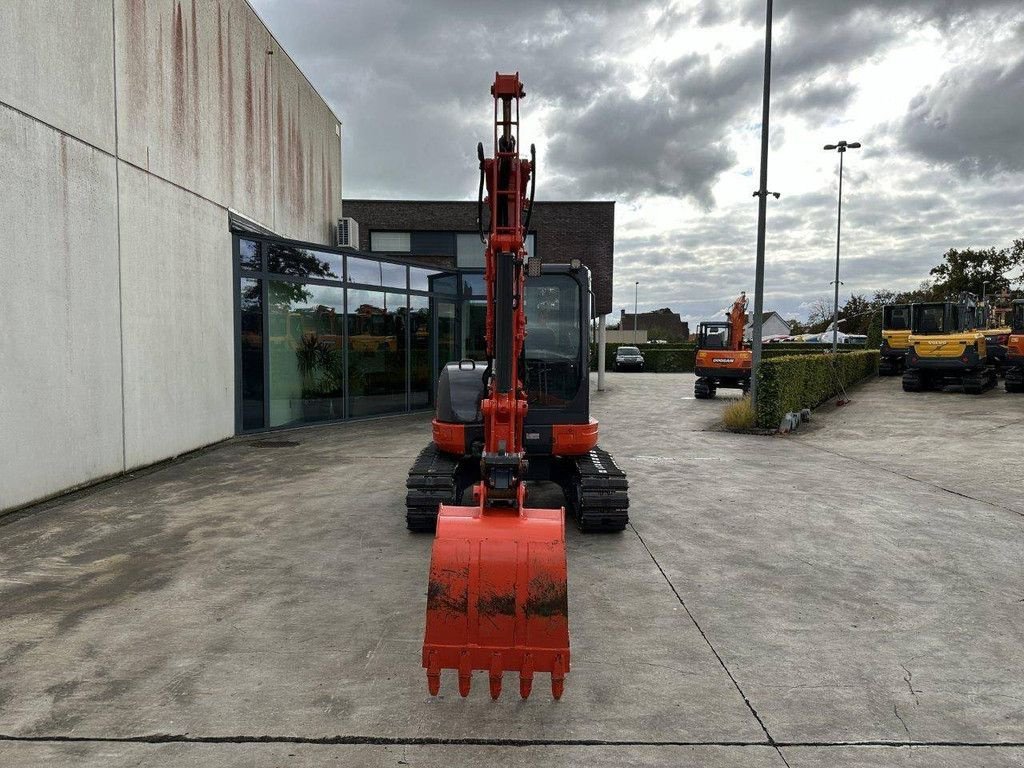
[
  {"left": 694, "top": 293, "right": 751, "bottom": 398},
  {"left": 406, "top": 74, "right": 629, "bottom": 700}
]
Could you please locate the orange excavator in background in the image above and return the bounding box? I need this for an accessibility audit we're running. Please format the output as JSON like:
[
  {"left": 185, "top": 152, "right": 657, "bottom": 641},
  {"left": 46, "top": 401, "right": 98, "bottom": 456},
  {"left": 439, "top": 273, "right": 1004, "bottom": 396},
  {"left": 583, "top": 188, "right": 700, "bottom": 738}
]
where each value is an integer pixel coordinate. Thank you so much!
[
  {"left": 694, "top": 293, "right": 751, "bottom": 399},
  {"left": 406, "top": 74, "right": 629, "bottom": 701}
]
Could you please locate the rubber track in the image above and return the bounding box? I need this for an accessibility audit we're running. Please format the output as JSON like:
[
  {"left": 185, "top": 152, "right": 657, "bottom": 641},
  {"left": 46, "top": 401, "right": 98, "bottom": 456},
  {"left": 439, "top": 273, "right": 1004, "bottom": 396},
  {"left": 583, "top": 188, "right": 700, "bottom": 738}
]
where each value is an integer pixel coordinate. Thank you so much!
[
  {"left": 405, "top": 443, "right": 459, "bottom": 532},
  {"left": 570, "top": 446, "right": 630, "bottom": 533}
]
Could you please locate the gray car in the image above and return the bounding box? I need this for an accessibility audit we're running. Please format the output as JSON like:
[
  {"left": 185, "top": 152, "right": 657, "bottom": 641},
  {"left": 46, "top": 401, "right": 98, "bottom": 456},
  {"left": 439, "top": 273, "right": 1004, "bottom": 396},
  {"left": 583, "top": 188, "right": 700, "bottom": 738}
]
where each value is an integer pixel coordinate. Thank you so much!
[{"left": 614, "top": 346, "right": 645, "bottom": 371}]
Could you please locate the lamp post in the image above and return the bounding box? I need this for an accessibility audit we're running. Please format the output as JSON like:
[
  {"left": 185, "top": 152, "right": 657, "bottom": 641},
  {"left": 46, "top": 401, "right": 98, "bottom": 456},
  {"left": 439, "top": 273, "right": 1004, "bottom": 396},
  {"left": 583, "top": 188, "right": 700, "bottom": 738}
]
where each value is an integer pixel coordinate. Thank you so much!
[
  {"left": 824, "top": 139, "right": 861, "bottom": 355},
  {"left": 633, "top": 281, "right": 639, "bottom": 344},
  {"left": 749, "top": 0, "right": 778, "bottom": 413}
]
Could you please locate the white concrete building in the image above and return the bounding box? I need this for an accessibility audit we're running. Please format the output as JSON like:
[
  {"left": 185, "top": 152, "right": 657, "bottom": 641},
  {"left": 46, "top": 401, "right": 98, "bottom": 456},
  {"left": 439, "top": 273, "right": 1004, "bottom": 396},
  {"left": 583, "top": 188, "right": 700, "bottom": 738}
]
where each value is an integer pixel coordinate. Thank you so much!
[{"left": 1, "top": 1, "right": 342, "bottom": 512}]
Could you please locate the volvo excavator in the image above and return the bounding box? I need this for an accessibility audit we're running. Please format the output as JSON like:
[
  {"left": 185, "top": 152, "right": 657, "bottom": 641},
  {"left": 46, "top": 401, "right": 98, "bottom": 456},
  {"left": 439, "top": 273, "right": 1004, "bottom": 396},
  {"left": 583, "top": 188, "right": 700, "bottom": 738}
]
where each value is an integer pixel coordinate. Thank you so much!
[
  {"left": 879, "top": 303, "right": 912, "bottom": 375},
  {"left": 694, "top": 293, "right": 751, "bottom": 398},
  {"left": 902, "top": 293, "right": 996, "bottom": 394},
  {"left": 405, "top": 74, "right": 629, "bottom": 701}
]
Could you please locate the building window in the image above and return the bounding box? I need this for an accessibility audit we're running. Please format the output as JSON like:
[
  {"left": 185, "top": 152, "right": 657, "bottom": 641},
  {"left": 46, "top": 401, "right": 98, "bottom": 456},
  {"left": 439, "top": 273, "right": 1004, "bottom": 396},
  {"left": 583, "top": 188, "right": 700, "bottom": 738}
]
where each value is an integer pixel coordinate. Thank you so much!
[
  {"left": 456, "top": 233, "right": 484, "bottom": 268},
  {"left": 239, "top": 278, "right": 264, "bottom": 430},
  {"left": 234, "top": 235, "right": 457, "bottom": 432},
  {"left": 347, "top": 289, "right": 408, "bottom": 417},
  {"left": 267, "top": 282, "right": 345, "bottom": 427},
  {"left": 370, "top": 231, "right": 411, "bottom": 253},
  {"left": 456, "top": 233, "right": 535, "bottom": 268}
]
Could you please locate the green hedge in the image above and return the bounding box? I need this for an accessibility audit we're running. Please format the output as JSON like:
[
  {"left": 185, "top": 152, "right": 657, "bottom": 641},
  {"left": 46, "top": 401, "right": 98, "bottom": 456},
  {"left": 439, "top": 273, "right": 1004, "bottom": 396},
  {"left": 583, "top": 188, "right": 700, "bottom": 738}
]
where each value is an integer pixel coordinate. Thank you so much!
[
  {"left": 588, "top": 343, "right": 866, "bottom": 372},
  {"left": 754, "top": 350, "right": 879, "bottom": 428}
]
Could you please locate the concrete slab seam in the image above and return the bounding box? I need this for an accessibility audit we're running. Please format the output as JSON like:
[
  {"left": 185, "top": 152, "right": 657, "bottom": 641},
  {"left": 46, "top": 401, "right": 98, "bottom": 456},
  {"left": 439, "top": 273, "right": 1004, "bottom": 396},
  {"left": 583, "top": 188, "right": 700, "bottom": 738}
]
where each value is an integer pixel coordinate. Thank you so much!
[
  {"left": 798, "top": 441, "right": 1024, "bottom": 519},
  {"left": 2, "top": 734, "right": 1022, "bottom": 749},
  {"left": 628, "top": 524, "right": 792, "bottom": 768}
]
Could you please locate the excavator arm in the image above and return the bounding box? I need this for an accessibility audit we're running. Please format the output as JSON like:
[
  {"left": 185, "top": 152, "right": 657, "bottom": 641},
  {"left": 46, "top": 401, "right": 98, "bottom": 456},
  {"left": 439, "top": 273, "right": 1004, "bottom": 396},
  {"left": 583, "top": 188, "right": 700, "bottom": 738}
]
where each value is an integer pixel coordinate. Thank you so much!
[{"left": 421, "top": 73, "right": 570, "bottom": 701}]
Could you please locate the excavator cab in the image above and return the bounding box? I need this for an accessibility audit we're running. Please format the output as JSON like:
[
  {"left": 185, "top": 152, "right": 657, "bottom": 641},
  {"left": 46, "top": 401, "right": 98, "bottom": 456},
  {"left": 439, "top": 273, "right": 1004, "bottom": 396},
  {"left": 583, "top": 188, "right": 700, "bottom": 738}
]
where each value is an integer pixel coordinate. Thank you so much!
[{"left": 879, "top": 303, "right": 911, "bottom": 375}]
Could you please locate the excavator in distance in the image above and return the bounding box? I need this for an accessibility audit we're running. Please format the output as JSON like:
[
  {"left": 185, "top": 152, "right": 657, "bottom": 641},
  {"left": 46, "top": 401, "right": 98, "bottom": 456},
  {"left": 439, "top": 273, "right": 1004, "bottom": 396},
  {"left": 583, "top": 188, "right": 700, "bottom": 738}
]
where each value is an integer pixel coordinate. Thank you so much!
[
  {"left": 1005, "top": 299, "right": 1024, "bottom": 393},
  {"left": 405, "top": 73, "right": 629, "bottom": 701},
  {"left": 694, "top": 293, "right": 751, "bottom": 399}
]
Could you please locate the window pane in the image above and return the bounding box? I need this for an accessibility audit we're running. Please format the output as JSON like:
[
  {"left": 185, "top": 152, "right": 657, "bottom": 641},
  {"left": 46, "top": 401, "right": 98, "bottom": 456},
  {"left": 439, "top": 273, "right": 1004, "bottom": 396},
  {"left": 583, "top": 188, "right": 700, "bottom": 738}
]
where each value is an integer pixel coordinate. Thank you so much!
[
  {"left": 410, "top": 231, "right": 455, "bottom": 257},
  {"left": 267, "top": 243, "right": 342, "bottom": 281},
  {"left": 429, "top": 273, "right": 458, "bottom": 295},
  {"left": 240, "top": 239, "right": 261, "bottom": 270},
  {"left": 462, "top": 299, "right": 487, "bottom": 361},
  {"left": 456, "top": 233, "right": 485, "bottom": 268},
  {"left": 348, "top": 256, "right": 406, "bottom": 288},
  {"left": 267, "top": 281, "right": 345, "bottom": 427},
  {"left": 347, "top": 290, "right": 408, "bottom": 417},
  {"left": 460, "top": 273, "right": 485, "bottom": 297},
  {"left": 410, "top": 266, "right": 435, "bottom": 292},
  {"left": 524, "top": 275, "right": 582, "bottom": 407},
  {"left": 370, "top": 232, "right": 411, "bottom": 252},
  {"left": 410, "top": 294, "right": 432, "bottom": 409},
  {"left": 437, "top": 300, "right": 458, "bottom": 365},
  {"left": 240, "top": 278, "right": 264, "bottom": 429},
  {"left": 525, "top": 234, "right": 536, "bottom": 257}
]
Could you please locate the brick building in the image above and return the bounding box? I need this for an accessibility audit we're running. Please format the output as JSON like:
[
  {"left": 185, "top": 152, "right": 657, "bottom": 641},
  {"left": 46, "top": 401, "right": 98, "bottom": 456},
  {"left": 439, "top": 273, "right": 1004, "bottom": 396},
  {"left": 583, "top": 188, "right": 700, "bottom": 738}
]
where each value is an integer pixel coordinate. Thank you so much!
[
  {"left": 341, "top": 200, "right": 616, "bottom": 316},
  {"left": 618, "top": 308, "right": 690, "bottom": 342}
]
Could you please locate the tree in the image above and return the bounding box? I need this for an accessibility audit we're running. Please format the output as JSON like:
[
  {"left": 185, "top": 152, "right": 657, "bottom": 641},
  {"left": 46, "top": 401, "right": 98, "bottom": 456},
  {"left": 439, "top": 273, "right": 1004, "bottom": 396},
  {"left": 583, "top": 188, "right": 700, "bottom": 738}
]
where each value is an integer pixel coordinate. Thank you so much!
[{"left": 929, "top": 246, "right": 1022, "bottom": 298}]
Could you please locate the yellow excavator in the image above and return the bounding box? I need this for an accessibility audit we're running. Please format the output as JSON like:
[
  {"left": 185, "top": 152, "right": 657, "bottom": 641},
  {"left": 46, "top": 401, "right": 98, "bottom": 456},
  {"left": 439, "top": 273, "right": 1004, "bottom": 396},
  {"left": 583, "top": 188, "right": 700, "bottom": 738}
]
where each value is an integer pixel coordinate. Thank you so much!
[
  {"left": 902, "top": 293, "right": 996, "bottom": 394},
  {"left": 879, "top": 303, "right": 912, "bottom": 375}
]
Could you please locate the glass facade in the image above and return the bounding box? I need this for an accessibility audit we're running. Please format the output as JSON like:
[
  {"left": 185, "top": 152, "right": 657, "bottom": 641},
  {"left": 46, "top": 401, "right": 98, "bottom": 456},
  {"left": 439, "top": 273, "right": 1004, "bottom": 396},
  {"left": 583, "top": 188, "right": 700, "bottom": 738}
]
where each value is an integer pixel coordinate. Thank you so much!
[{"left": 234, "top": 235, "right": 458, "bottom": 432}]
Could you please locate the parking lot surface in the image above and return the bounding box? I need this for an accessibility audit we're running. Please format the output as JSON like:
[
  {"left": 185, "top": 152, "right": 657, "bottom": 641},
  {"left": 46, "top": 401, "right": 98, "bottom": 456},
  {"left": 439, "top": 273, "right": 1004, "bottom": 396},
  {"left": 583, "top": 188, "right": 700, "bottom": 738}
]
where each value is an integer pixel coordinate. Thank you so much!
[{"left": 2, "top": 373, "right": 1022, "bottom": 766}]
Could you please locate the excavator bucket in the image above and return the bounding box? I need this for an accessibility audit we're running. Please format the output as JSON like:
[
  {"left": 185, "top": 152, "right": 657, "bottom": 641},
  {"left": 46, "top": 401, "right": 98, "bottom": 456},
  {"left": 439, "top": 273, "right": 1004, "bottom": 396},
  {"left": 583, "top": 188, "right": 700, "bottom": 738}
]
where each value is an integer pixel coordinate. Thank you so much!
[{"left": 422, "top": 503, "right": 570, "bottom": 700}]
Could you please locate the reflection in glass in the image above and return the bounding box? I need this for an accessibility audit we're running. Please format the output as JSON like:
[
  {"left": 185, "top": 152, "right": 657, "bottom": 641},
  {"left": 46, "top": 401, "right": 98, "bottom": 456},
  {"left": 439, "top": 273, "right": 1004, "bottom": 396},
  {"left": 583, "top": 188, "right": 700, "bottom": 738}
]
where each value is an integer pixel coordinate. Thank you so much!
[
  {"left": 267, "top": 281, "right": 345, "bottom": 427},
  {"left": 267, "top": 243, "right": 342, "bottom": 281},
  {"left": 462, "top": 299, "right": 487, "bottom": 361},
  {"left": 240, "top": 239, "right": 261, "bottom": 270},
  {"left": 347, "top": 290, "right": 408, "bottom": 417},
  {"left": 348, "top": 256, "right": 406, "bottom": 289},
  {"left": 429, "top": 273, "right": 458, "bottom": 295},
  {"left": 410, "top": 295, "right": 432, "bottom": 408},
  {"left": 523, "top": 275, "right": 582, "bottom": 406},
  {"left": 410, "top": 266, "right": 435, "bottom": 292},
  {"left": 436, "top": 301, "right": 458, "bottom": 366},
  {"left": 240, "top": 278, "right": 264, "bottom": 429}
]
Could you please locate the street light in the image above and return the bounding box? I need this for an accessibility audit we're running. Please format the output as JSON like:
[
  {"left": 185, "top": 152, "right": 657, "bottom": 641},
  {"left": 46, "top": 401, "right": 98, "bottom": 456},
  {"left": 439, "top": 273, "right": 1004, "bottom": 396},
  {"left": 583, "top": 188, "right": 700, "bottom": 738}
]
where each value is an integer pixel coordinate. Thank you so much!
[
  {"left": 749, "top": 0, "right": 777, "bottom": 413},
  {"left": 633, "top": 281, "right": 639, "bottom": 344},
  {"left": 824, "top": 139, "right": 861, "bottom": 354}
]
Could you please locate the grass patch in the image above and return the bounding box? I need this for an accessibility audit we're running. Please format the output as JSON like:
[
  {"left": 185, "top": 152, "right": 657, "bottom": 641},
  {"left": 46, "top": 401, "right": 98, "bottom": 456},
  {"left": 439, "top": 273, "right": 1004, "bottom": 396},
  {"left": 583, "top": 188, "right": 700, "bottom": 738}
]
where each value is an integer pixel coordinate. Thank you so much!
[{"left": 722, "top": 396, "right": 756, "bottom": 431}]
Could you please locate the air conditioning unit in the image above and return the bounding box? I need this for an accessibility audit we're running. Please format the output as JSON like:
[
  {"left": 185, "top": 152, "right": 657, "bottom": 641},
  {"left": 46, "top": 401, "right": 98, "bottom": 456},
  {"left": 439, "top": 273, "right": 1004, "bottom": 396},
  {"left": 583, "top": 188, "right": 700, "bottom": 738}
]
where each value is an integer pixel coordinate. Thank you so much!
[{"left": 337, "top": 217, "right": 360, "bottom": 249}]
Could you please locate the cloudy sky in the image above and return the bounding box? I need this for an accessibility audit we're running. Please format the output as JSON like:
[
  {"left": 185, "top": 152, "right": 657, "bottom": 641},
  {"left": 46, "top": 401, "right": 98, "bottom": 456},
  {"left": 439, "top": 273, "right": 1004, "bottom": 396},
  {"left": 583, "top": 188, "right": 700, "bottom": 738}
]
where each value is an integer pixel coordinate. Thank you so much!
[{"left": 251, "top": 0, "right": 1024, "bottom": 325}]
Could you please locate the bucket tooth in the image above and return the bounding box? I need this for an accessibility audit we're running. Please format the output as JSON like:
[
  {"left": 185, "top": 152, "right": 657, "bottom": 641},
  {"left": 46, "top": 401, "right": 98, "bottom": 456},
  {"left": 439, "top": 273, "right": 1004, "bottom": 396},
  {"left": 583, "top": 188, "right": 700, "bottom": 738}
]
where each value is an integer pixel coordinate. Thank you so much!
[
  {"left": 520, "top": 654, "right": 534, "bottom": 699},
  {"left": 458, "top": 652, "right": 472, "bottom": 697},
  {"left": 426, "top": 651, "right": 441, "bottom": 696},
  {"left": 489, "top": 653, "right": 503, "bottom": 700},
  {"left": 552, "top": 653, "right": 566, "bottom": 700}
]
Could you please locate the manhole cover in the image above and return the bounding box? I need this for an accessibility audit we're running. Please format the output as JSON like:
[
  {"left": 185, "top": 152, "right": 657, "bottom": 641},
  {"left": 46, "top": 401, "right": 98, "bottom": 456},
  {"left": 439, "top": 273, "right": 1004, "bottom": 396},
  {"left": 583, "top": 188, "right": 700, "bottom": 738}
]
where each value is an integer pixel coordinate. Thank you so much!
[{"left": 249, "top": 439, "right": 300, "bottom": 448}]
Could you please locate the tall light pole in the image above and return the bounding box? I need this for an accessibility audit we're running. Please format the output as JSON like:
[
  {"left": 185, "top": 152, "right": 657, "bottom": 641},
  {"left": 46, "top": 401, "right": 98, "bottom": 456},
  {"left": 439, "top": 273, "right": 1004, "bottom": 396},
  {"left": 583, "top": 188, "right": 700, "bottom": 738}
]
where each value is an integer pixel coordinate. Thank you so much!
[
  {"left": 749, "top": 0, "right": 778, "bottom": 412},
  {"left": 824, "top": 140, "right": 860, "bottom": 354},
  {"left": 633, "top": 281, "right": 639, "bottom": 344}
]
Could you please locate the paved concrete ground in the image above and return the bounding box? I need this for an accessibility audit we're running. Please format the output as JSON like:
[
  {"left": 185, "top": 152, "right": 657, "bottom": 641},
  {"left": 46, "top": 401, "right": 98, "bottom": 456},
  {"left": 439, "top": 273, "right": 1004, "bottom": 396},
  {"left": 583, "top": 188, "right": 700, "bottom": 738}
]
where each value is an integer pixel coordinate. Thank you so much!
[{"left": 2, "top": 373, "right": 1022, "bottom": 767}]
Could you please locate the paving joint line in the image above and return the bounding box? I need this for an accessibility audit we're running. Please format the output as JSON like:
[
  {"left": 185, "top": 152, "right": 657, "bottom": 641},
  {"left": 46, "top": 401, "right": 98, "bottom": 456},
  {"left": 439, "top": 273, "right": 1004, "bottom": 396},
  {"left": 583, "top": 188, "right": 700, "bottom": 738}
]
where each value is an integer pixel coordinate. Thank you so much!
[
  {"left": 2, "top": 734, "right": 1022, "bottom": 749},
  {"left": 798, "top": 441, "right": 1024, "bottom": 519},
  {"left": 628, "top": 523, "right": 792, "bottom": 768}
]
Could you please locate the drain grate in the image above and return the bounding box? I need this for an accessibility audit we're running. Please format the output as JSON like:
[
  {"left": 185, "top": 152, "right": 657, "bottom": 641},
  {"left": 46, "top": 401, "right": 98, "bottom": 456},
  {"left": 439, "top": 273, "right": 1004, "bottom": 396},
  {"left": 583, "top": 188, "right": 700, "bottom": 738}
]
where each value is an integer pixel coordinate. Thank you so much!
[{"left": 249, "top": 439, "right": 301, "bottom": 449}]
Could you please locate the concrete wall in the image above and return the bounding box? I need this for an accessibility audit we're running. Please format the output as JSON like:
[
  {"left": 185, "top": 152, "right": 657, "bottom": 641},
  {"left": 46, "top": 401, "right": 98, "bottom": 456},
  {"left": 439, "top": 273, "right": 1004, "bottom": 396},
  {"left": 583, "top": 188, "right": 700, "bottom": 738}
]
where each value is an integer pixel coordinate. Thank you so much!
[{"left": 0, "top": 0, "right": 342, "bottom": 511}]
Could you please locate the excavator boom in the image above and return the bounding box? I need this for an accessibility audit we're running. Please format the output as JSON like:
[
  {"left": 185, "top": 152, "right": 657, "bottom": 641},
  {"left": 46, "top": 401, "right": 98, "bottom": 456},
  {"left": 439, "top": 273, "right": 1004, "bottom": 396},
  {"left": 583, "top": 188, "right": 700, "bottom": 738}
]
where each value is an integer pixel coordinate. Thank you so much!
[{"left": 421, "top": 73, "right": 570, "bottom": 700}]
